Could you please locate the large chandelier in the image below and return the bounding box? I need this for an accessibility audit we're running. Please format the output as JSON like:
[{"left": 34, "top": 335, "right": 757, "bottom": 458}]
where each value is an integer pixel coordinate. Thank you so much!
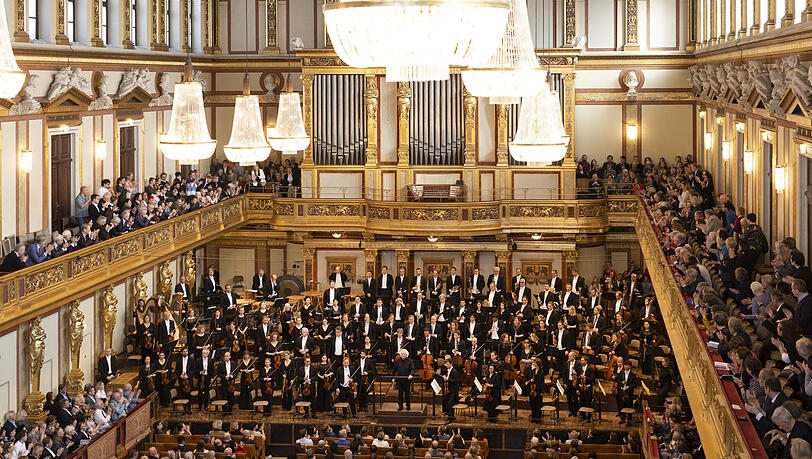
[
  {"left": 509, "top": 83, "right": 570, "bottom": 164},
  {"left": 323, "top": 0, "right": 511, "bottom": 82},
  {"left": 160, "top": 57, "right": 216, "bottom": 165},
  {"left": 0, "top": 1, "right": 26, "bottom": 98},
  {"left": 224, "top": 75, "right": 271, "bottom": 165},
  {"left": 461, "top": 0, "right": 546, "bottom": 104},
  {"left": 268, "top": 76, "right": 309, "bottom": 156}
]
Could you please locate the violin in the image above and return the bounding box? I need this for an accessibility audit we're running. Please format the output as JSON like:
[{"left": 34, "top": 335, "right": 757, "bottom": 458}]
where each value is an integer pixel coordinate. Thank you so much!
[
  {"left": 485, "top": 383, "right": 494, "bottom": 402},
  {"left": 182, "top": 375, "right": 192, "bottom": 393},
  {"left": 159, "top": 364, "right": 170, "bottom": 385},
  {"left": 530, "top": 377, "right": 538, "bottom": 398},
  {"left": 273, "top": 351, "right": 282, "bottom": 368},
  {"left": 282, "top": 374, "right": 291, "bottom": 394},
  {"left": 144, "top": 334, "right": 154, "bottom": 352},
  {"left": 302, "top": 378, "right": 311, "bottom": 397},
  {"left": 232, "top": 336, "right": 241, "bottom": 354},
  {"left": 243, "top": 365, "right": 254, "bottom": 386},
  {"left": 265, "top": 377, "right": 274, "bottom": 395}
]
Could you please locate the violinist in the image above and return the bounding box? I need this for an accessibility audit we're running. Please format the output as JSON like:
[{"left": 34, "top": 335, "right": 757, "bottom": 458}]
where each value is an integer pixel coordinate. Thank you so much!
[
  {"left": 256, "top": 315, "right": 273, "bottom": 356},
  {"left": 280, "top": 303, "right": 294, "bottom": 343},
  {"left": 438, "top": 357, "right": 459, "bottom": 421},
  {"left": 228, "top": 321, "right": 243, "bottom": 359},
  {"left": 138, "top": 355, "right": 156, "bottom": 396},
  {"left": 157, "top": 311, "right": 177, "bottom": 356},
  {"left": 447, "top": 330, "right": 468, "bottom": 364},
  {"left": 639, "top": 320, "right": 657, "bottom": 375},
  {"left": 316, "top": 318, "right": 333, "bottom": 350},
  {"left": 357, "top": 314, "right": 375, "bottom": 345},
  {"left": 361, "top": 335, "right": 374, "bottom": 357},
  {"left": 465, "top": 314, "right": 483, "bottom": 343},
  {"left": 615, "top": 360, "right": 638, "bottom": 424},
  {"left": 266, "top": 331, "right": 283, "bottom": 366},
  {"left": 137, "top": 313, "right": 156, "bottom": 360},
  {"left": 518, "top": 340, "right": 535, "bottom": 369},
  {"left": 613, "top": 312, "right": 630, "bottom": 333},
  {"left": 192, "top": 323, "right": 210, "bottom": 360},
  {"left": 327, "top": 299, "right": 343, "bottom": 322},
  {"left": 509, "top": 316, "right": 526, "bottom": 344},
  {"left": 221, "top": 284, "right": 240, "bottom": 319},
  {"left": 184, "top": 308, "right": 199, "bottom": 347},
  {"left": 483, "top": 363, "right": 501, "bottom": 422},
  {"left": 258, "top": 357, "right": 274, "bottom": 413},
  {"left": 297, "top": 356, "right": 317, "bottom": 418},
  {"left": 588, "top": 305, "right": 607, "bottom": 332},
  {"left": 577, "top": 355, "right": 595, "bottom": 421},
  {"left": 542, "top": 300, "right": 561, "bottom": 328},
  {"left": 296, "top": 327, "right": 315, "bottom": 358},
  {"left": 316, "top": 354, "right": 334, "bottom": 412},
  {"left": 356, "top": 349, "right": 375, "bottom": 412},
  {"left": 565, "top": 305, "right": 582, "bottom": 342},
  {"left": 515, "top": 294, "right": 534, "bottom": 325},
  {"left": 196, "top": 348, "right": 212, "bottom": 410},
  {"left": 234, "top": 305, "right": 249, "bottom": 331},
  {"left": 640, "top": 295, "right": 659, "bottom": 324},
  {"left": 155, "top": 351, "right": 171, "bottom": 407},
  {"left": 581, "top": 323, "right": 600, "bottom": 363},
  {"left": 525, "top": 357, "right": 544, "bottom": 421},
  {"left": 610, "top": 290, "right": 626, "bottom": 316},
  {"left": 176, "top": 347, "right": 195, "bottom": 412},
  {"left": 291, "top": 317, "right": 305, "bottom": 341},
  {"left": 563, "top": 351, "right": 581, "bottom": 417},
  {"left": 211, "top": 308, "right": 226, "bottom": 335},
  {"left": 238, "top": 353, "right": 254, "bottom": 410},
  {"left": 454, "top": 299, "right": 470, "bottom": 324},
  {"left": 382, "top": 314, "right": 397, "bottom": 343},
  {"left": 349, "top": 296, "right": 366, "bottom": 323},
  {"left": 278, "top": 351, "right": 295, "bottom": 410},
  {"left": 497, "top": 333, "right": 512, "bottom": 360},
  {"left": 336, "top": 357, "right": 358, "bottom": 416},
  {"left": 552, "top": 321, "right": 572, "bottom": 375},
  {"left": 486, "top": 314, "right": 503, "bottom": 346},
  {"left": 217, "top": 351, "right": 236, "bottom": 413}
]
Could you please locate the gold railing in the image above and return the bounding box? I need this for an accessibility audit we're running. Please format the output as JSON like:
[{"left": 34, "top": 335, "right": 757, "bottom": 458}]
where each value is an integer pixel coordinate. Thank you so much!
[
  {"left": 635, "top": 204, "right": 756, "bottom": 459},
  {"left": 0, "top": 193, "right": 638, "bottom": 333}
]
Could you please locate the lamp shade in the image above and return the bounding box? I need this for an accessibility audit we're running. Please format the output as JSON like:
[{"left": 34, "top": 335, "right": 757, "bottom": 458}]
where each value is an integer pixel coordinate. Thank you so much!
[
  {"left": 743, "top": 150, "right": 753, "bottom": 173},
  {"left": 774, "top": 165, "right": 786, "bottom": 192},
  {"left": 224, "top": 94, "right": 271, "bottom": 165},
  {"left": 0, "top": 1, "right": 26, "bottom": 99},
  {"left": 324, "top": 0, "right": 510, "bottom": 82},
  {"left": 509, "top": 85, "right": 570, "bottom": 164},
  {"left": 269, "top": 92, "right": 309, "bottom": 156},
  {"left": 461, "top": 0, "right": 546, "bottom": 104},
  {"left": 19, "top": 150, "right": 32, "bottom": 173},
  {"left": 160, "top": 81, "right": 216, "bottom": 165}
]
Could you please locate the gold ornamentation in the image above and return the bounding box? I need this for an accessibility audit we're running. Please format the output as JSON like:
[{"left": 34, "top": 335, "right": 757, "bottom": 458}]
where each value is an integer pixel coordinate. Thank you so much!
[
  {"left": 368, "top": 206, "right": 391, "bottom": 220},
  {"left": 509, "top": 206, "right": 565, "bottom": 218},
  {"left": 123, "top": 402, "right": 151, "bottom": 448},
  {"left": 158, "top": 260, "right": 173, "bottom": 300},
  {"left": 200, "top": 208, "right": 221, "bottom": 227},
  {"left": 463, "top": 88, "right": 477, "bottom": 165},
  {"left": 273, "top": 202, "right": 294, "bottom": 215},
  {"left": 112, "top": 238, "right": 141, "bottom": 261},
  {"left": 144, "top": 227, "right": 172, "bottom": 249},
  {"left": 28, "top": 317, "right": 46, "bottom": 394},
  {"left": 472, "top": 207, "right": 499, "bottom": 220},
  {"left": 102, "top": 285, "right": 118, "bottom": 349},
  {"left": 564, "top": 0, "right": 576, "bottom": 44},
  {"left": 70, "top": 250, "right": 106, "bottom": 276},
  {"left": 496, "top": 104, "right": 509, "bottom": 165},
  {"left": 460, "top": 251, "right": 477, "bottom": 260},
  {"left": 247, "top": 198, "right": 275, "bottom": 211},
  {"left": 66, "top": 300, "right": 85, "bottom": 394},
  {"left": 397, "top": 82, "right": 411, "bottom": 165},
  {"left": 626, "top": 0, "right": 639, "bottom": 44},
  {"left": 184, "top": 251, "right": 196, "bottom": 290},
  {"left": 562, "top": 250, "right": 578, "bottom": 261},
  {"left": 25, "top": 266, "right": 66, "bottom": 295},
  {"left": 521, "top": 262, "right": 552, "bottom": 284},
  {"left": 578, "top": 205, "right": 607, "bottom": 217},
  {"left": 15, "top": 0, "right": 25, "bottom": 34},
  {"left": 395, "top": 250, "right": 410, "bottom": 260},
  {"left": 132, "top": 272, "right": 148, "bottom": 318},
  {"left": 301, "top": 57, "right": 347, "bottom": 67},
  {"left": 326, "top": 257, "right": 356, "bottom": 281},
  {"left": 302, "top": 248, "right": 315, "bottom": 259},
  {"left": 539, "top": 56, "right": 576, "bottom": 66},
  {"left": 57, "top": 0, "right": 66, "bottom": 35},
  {"left": 222, "top": 201, "right": 242, "bottom": 220},
  {"left": 608, "top": 199, "right": 638, "bottom": 213},
  {"left": 401, "top": 208, "right": 459, "bottom": 221},
  {"left": 307, "top": 204, "right": 360, "bottom": 217},
  {"left": 365, "top": 74, "right": 379, "bottom": 165},
  {"left": 266, "top": 0, "right": 278, "bottom": 48},
  {"left": 494, "top": 250, "right": 511, "bottom": 262},
  {"left": 364, "top": 249, "right": 378, "bottom": 261},
  {"left": 174, "top": 217, "right": 197, "bottom": 238}
]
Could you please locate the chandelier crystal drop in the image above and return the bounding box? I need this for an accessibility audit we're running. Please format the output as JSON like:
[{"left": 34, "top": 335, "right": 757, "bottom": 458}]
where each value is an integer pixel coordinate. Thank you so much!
[
  {"left": 509, "top": 83, "right": 570, "bottom": 165},
  {"left": 269, "top": 77, "right": 309, "bottom": 156},
  {"left": 160, "top": 57, "right": 216, "bottom": 165},
  {"left": 224, "top": 75, "right": 272, "bottom": 165},
  {"left": 461, "top": 0, "right": 546, "bottom": 105},
  {"left": 323, "top": 0, "right": 511, "bottom": 82},
  {"left": 0, "top": 1, "right": 26, "bottom": 98}
]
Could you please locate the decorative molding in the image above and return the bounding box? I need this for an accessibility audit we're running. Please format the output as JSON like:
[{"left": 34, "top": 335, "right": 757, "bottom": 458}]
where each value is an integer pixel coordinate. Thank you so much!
[
  {"left": 174, "top": 218, "right": 198, "bottom": 239},
  {"left": 471, "top": 207, "right": 499, "bottom": 220},
  {"left": 112, "top": 238, "right": 141, "bottom": 261},
  {"left": 247, "top": 197, "right": 275, "bottom": 211},
  {"left": 608, "top": 199, "right": 639, "bottom": 213},
  {"left": 70, "top": 250, "right": 107, "bottom": 276},
  {"left": 25, "top": 266, "right": 66, "bottom": 295},
  {"left": 46, "top": 67, "right": 93, "bottom": 101},
  {"left": 564, "top": 0, "right": 576, "bottom": 45},
  {"left": 144, "top": 227, "right": 172, "bottom": 249},
  {"left": 368, "top": 207, "right": 391, "bottom": 220},
  {"left": 578, "top": 204, "right": 607, "bottom": 217},
  {"left": 301, "top": 56, "right": 347, "bottom": 67},
  {"left": 307, "top": 204, "right": 360, "bottom": 217},
  {"left": 401, "top": 208, "right": 459, "bottom": 221},
  {"left": 264, "top": 0, "right": 278, "bottom": 51},
  {"left": 509, "top": 205, "right": 565, "bottom": 218},
  {"left": 117, "top": 68, "right": 154, "bottom": 98},
  {"left": 200, "top": 208, "right": 221, "bottom": 227}
]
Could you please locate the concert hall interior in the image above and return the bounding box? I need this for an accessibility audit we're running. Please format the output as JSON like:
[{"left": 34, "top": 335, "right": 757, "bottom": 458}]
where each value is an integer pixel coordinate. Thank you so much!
[{"left": 3, "top": 1, "right": 812, "bottom": 459}]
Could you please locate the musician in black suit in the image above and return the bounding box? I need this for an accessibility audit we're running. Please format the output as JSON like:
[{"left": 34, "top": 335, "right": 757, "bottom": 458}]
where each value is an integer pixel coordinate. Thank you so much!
[
  {"left": 217, "top": 351, "right": 237, "bottom": 413},
  {"left": 446, "top": 267, "right": 462, "bottom": 304},
  {"left": 410, "top": 268, "right": 427, "bottom": 297},
  {"left": 175, "top": 347, "right": 196, "bottom": 411},
  {"left": 562, "top": 351, "right": 582, "bottom": 416},
  {"left": 418, "top": 327, "right": 441, "bottom": 358},
  {"left": 220, "top": 284, "right": 240, "bottom": 319},
  {"left": 487, "top": 266, "right": 505, "bottom": 293},
  {"left": 326, "top": 326, "right": 349, "bottom": 364},
  {"left": 196, "top": 348, "right": 213, "bottom": 409},
  {"left": 513, "top": 278, "right": 532, "bottom": 305},
  {"left": 255, "top": 315, "right": 273, "bottom": 355},
  {"left": 361, "top": 271, "right": 376, "bottom": 307},
  {"left": 438, "top": 358, "right": 459, "bottom": 420},
  {"left": 548, "top": 270, "right": 563, "bottom": 293},
  {"left": 156, "top": 311, "right": 177, "bottom": 356},
  {"left": 511, "top": 268, "right": 524, "bottom": 293},
  {"left": 615, "top": 360, "right": 638, "bottom": 423},
  {"left": 323, "top": 280, "right": 343, "bottom": 309},
  {"left": 515, "top": 295, "right": 535, "bottom": 325},
  {"left": 393, "top": 349, "right": 415, "bottom": 411},
  {"left": 348, "top": 296, "right": 366, "bottom": 322},
  {"left": 585, "top": 288, "right": 602, "bottom": 314},
  {"left": 370, "top": 299, "right": 389, "bottom": 331},
  {"left": 174, "top": 276, "right": 192, "bottom": 303},
  {"left": 539, "top": 284, "right": 559, "bottom": 310},
  {"left": 335, "top": 357, "right": 357, "bottom": 416},
  {"left": 428, "top": 270, "right": 444, "bottom": 299},
  {"left": 252, "top": 269, "right": 270, "bottom": 298},
  {"left": 356, "top": 349, "right": 376, "bottom": 411},
  {"left": 268, "top": 273, "right": 280, "bottom": 300},
  {"left": 394, "top": 267, "right": 410, "bottom": 303},
  {"left": 463, "top": 314, "right": 483, "bottom": 343},
  {"left": 377, "top": 266, "right": 394, "bottom": 306},
  {"left": 447, "top": 330, "right": 469, "bottom": 360},
  {"left": 560, "top": 283, "right": 579, "bottom": 308},
  {"left": 297, "top": 356, "right": 317, "bottom": 417},
  {"left": 469, "top": 268, "right": 486, "bottom": 297},
  {"left": 410, "top": 291, "right": 429, "bottom": 324},
  {"left": 577, "top": 356, "right": 595, "bottom": 420},
  {"left": 97, "top": 347, "right": 118, "bottom": 383},
  {"left": 295, "top": 327, "right": 316, "bottom": 358},
  {"left": 201, "top": 266, "right": 219, "bottom": 298},
  {"left": 570, "top": 268, "right": 586, "bottom": 298},
  {"left": 329, "top": 266, "right": 348, "bottom": 291},
  {"left": 484, "top": 282, "right": 501, "bottom": 308}
]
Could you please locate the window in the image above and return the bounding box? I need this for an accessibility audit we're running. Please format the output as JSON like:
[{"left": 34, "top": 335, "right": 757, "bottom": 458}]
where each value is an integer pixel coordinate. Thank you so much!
[
  {"left": 101, "top": 0, "right": 108, "bottom": 44},
  {"left": 27, "top": 0, "right": 37, "bottom": 39},
  {"left": 66, "top": 0, "right": 75, "bottom": 42}
]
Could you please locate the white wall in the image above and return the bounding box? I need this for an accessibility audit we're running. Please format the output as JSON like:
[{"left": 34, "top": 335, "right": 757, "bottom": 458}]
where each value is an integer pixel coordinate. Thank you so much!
[{"left": 0, "top": 330, "right": 18, "bottom": 414}]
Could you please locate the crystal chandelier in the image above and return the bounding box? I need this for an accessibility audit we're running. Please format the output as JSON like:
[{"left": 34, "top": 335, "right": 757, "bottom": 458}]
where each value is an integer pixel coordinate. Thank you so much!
[
  {"left": 0, "top": 1, "right": 26, "bottom": 98},
  {"left": 160, "top": 57, "right": 216, "bottom": 165},
  {"left": 461, "top": 0, "right": 546, "bottom": 105},
  {"left": 323, "top": 0, "right": 510, "bottom": 82},
  {"left": 224, "top": 75, "right": 271, "bottom": 165},
  {"left": 509, "top": 83, "right": 570, "bottom": 164},
  {"left": 268, "top": 76, "right": 309, "bottom": 156}
]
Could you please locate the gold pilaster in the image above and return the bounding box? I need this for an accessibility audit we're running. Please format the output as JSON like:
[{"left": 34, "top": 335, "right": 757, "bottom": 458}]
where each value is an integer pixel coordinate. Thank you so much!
[
  {"left": 563, "top": 250, "right": 578, "bottom": 285},
  {"left": 752, "top": 0, "right": 762, "bottom": 34},
  {"left": 204, "top": 0, "right": 221, "bottom": 54},
  {"left": 765, "top": 0, "right": 776, "bottom": 30},
  {"left": 396, "top": 250, "right": 410, "bottom": 274},
  {"left": 150, "top": 0, "right": 168, "bottom": 51},
  {"left": 65, "top": 301, "right": 85, "bottom": 395},
  {"left": 364, "top": 249, "right": 378, "bottom": 279},
  {"left": 461, "top": 251, "right": 477, "bottom": 294},
  {"left": 303, "top": 248, "right": 315, "bottom": 290},
  {"left": 181, "top": 0, "right": 191, "bottom": 52},
  {"left": 727, "top": 0, "right": 736, "bottom": 40},
  {"left": 719, "top": 0, "right": 726, "bottom": 42},
  {"left": 623, "top": 0, "right": 640, "bottom": 51},
  {"left": 496, "top": 105, "right": 509, "bottom": 166},
  {"left": 783, "top": 0, "right": 795, "bottom": 26},
  {"left": 686, "top": 0, "right": 697, "bottom": 49},
  {"left": 55, "top": 0, "right": 69, "bottom": 45},
  {"left": 494, "top": 250, "right": 510, "bottom": 280},
  {"left": 302, "top": 73, "right": 315, "bottom": 166},
  {"left": 396, "top": 82, "right": 411, "bottom": 167},
  {"left": 24, "top": 318, "right": 46, "bottom": 422},
  {"left": 463, "top": 88, "right": 477, "bottom": 167},
  {"left": 202, "top": 0, "right": 210, "bottom": 51},
  {"left": 122, "top": 0, "right": 134, "bottom": 48},
  {"left": 708, "top": 0, "right": 717, "bottom": 45},
  {"left": 563, "top": 73, "right": 576, "bottom": 158},
  {"left": 90, "top": 0, "right": 104, "bottom": 46},
  {"left": 14, "top": 0, "right": 30, "bottom": 42},
  {"left": 701, "top": 0, "right": 708, "bottom": 46},
  {"left": 184, "top": 251, "right": 196, "bottom": 292},
  {"left": 264, "top": 0, "right": 279, "bottom": 53},
  {"left": 564, "top": 0, "right": 576, "bottom": 46},
  {"left": 365, "top": 75, "right": 379, "bottom": 167},
  {"left": 739, "top": 0, "right": 748, "bottom": 37}
]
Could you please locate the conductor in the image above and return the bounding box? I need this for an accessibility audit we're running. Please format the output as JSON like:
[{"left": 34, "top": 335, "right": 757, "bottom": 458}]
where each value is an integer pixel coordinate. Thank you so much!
[{"left": 393, "top": 348, "right": 415, "bottom": 411}]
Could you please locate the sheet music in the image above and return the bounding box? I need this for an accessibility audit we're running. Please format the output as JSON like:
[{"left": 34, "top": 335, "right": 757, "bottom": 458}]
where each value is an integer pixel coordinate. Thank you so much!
[
  {"left": 430, "top": 379, "right": 441, "bottom": 395},
  {"left": 556, "top": 380, "right": 565, "bottom": 395},
  {"left": 513, "top": 380, "right": 522, "bottom": 396},
  {"left": 474, "top": 377, "right": 483, "bottom": 392}
]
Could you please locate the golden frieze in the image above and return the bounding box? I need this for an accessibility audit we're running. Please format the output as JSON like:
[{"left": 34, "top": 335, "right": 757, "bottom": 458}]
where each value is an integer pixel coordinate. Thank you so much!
[
  {"left": 25, "top": 266, "right": 66, "bottom": 295},
  {"left": 174, "top": 217, "right": 198, "bottom": 239},
  {"left": 273, "top": 203, "right": 294, "bottom": 215},
  {"left": 307, "top": 204, "right": 360, "bottom": 217},
  {"left": 401, "top": 208, "right": 458, "bottom": 221},
  {"left": 200, "top": 208, "right": 221, "bottom": 227},
  {"left": 368, "top": 207, "right": 391, "bottom": 220},
  {"left": 70, "top": 250, "right": 107, "bottom": 276},
  {"left": 222, "top": 201, "right": 243, "bottom": 220},
  {"left": 248, "top": 197, "right": 275, "bottom": 211},
  {"left": 607, "top": 199, "right": 638, "bottom": 213},
  {"left": 578, "top": 205, "right": 606, "bottom": 217},
  {"left": 112, "top": 238, "right": 141, "bottom": 261},
  {"left": 301, "top": 56, "right": 348, "bottom": 67},
  {"left": 144, "top": 227, "right": 172, "bottom": 249},
  {"left": 472, "top": 207, "right": 499, "bottom": 220},
  {"left": 509, "top": 205, "right": 565, "bottom": 218}
]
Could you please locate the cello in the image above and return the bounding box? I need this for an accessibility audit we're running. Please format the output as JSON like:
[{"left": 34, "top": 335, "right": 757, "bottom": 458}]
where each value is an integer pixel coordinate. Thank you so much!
[{"left": 419, "top": 348, "right": 435, "bottom": 381}]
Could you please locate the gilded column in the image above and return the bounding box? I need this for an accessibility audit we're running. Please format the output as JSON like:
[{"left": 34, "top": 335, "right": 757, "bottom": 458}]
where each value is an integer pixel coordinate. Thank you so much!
[
  {"left": 14, "top": 0, "right": 30, "bottom": 42},
  {"left": 122, "top": 0, "right": 134, "bottom": 48},
  {"left": 708, "top": 0, "right": 716, "bottom": 45},
  {"left": 303, "top": 248, "right": 315, "bottom": 290},
  {"left": 701, "top": 0, "right": 707, "bottom": 46},
  {"left": 55, "top": 0, "right": 70, "bottom": 45},
  {"left": 65, "top": 301, "right": 85, "bottom": 395},
  {"left": 496, "top": 105, "right": 509, "bottom": 166},
  {"left": 396, "top": 82, "right": 411, "bottom": 167},
  {"left": 739, "top": 0, "right": 748, "bottom": 37},
  {"left": 365, "top": 75, "right": 379, "bottom": 167},
  {"left": 150, "top": 0, "right": 168, "bottom": 51},
  {"left": 765, "top": 0, "right": 776, "bottom": 31},
  {"left": 727, "top": 0, "right": 736, "bottom": 40},
  {"left": 396, "top": 250, "right": 410, "bottom": 276},
  {"left": 494, "top": 251, "right": 511, "bottom": 287},
  {"left": 623, "top": 0, "right": 640, "bottom": 50},
  {"left": 24, "top": 318, "right": 46, "bottom": 422},
  {"left": 102, "top": 285, "right": 118, "bottom": 350},
  {"left": 461, "top": 251, "right": 477, "bottom": 295},
  {"left": 90, "top": 0, "right": 104, "bottom": 47},
  {"left": 752, "top": 0, "right": 761, "bottom": 34},
  {"left": 205, "top": 0, "right": 221, "bottom": 53},
  {"left": 563, "top": 73, "right": 576, "bottom": 158},
  {"left": 149, "top": 0, "right": 158, "bottom": 49},
  {"left": 564, "top": 0, "right": 576, "bottom": 46},
  {"left": 719, "top": 0, "right": 726, "bottom": 42},
  {"left": 783, "top": 0, "right": 795, "bottom": 26},
  {"left": 202, "top": 0, "right": 210, "bottom": 50},
  {"left": 302, "top": 73, "right": 315, "bottom": 166},
  {"left": 563, "top": 250, "right": 578, "bottom": 286},
  {"left": 463, "top": 88, "right": 477, "bottom": 167},
  {"left": 264, "top": 0, "right": 279, "bottom": 53},
  {"left": 184, "top": 251, "right": 196, "bottom": 292},
  {"left": 181, "top": 0, "right": 191, "bottom": 52},
  {"left": 686, "top": 0, "right": 697, "bottom": 50},
  {"left": 364, "top": 249, "right": 378, "bottom": 280}
]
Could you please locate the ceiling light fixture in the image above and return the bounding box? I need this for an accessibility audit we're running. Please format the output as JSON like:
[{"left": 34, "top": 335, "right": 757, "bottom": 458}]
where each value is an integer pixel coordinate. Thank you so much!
[
  {"left": 508, "top": 83, "right": 570, "bottom": 164},
  {"left": 0, "top": 1, "right": 26, "bottom": 98},
  {"left": 224, "top": 75, "right": 271, "bottom": 165}
]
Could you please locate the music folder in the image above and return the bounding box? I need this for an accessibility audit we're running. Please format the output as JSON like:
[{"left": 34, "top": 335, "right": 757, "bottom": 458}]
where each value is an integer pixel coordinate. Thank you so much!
[
  {"left": 556, "top": 381, "right": 565, "bottom": 395},
  {"left": 430, "top": 379, "right": 441, "bottom": 395},
  {"left": 513, "top": 380, "right": 522, "bottom": 396},
  {"left": 473, "top": 377, "right": 483, "bottom": 393}
]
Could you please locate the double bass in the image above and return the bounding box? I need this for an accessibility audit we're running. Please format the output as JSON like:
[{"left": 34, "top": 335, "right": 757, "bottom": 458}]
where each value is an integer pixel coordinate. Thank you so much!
[{"left": 419, "top": 347, "right": 435, "bottom": 380}]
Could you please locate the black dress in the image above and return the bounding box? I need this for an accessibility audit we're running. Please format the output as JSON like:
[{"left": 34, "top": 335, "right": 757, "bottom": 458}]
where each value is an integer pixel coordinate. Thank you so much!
[
  {"left": 139, "top": 364, "right": 155, "bottom": 395},
  {"left": 155, "top": 359, "right": 171, "bottom": 406}
]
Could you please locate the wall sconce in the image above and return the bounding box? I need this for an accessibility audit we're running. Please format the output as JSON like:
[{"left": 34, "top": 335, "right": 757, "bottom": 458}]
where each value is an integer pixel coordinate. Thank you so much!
[
  {"left": 19, "top": 150, "right": 32, "bottom": 173},
  {"left": 530, "top": 233, "right": 542, "bottom": 240},
  {"left": 704, "top": 132, "right": 713, "bottom": 150},
  {"left": 774, "top": 165, "right": 786, "bottom": 192},
  {"left": 743, "top": 150, "right": 754, "bottom": 174},
  {"left": 331, "top": 232, "right": 344, "bottom": 239},
  {"left": 95, "top": 139, "right": 107, "bottom": 160},
  {"left": 800, "top": 144, "right": 808, "bottom": 156},
  {"left": 762, "top": 131, "right": 772, "bottom": 141},
  {"left": 626, "top": 125, "right": 638, "bottom": 141},
  {"left": 721, "top": 141, "right": 731, "bottom": 160},
  {"left": 699, "top": 110, "right": 706, "bottom": 118},
  {"left": 735, "top": 122, "right": 745, "bottom": 132},
  {"left": 427, "top": 235, "right": 439, "bottom": 243}
]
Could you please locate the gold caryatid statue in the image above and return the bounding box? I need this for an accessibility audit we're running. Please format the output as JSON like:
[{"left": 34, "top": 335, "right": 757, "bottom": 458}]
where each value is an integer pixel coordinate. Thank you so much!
[
  {"left": 28, "top": 317, "right": 46, "bottom": 394},
  {"left": 102, "top": 285, "right": 118, "bottom": 350},
  {"left": 184, "top": 251, "right": 196, "bottom": 291},
  {"left": 158, "top": 260, "right": 173, "bottom": 300},
  {"left": 133, "top": 272, "right": 149, "bottom": 325},
  {"left": 66, "top": 301, "right": 85, "bottom": 394}
]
